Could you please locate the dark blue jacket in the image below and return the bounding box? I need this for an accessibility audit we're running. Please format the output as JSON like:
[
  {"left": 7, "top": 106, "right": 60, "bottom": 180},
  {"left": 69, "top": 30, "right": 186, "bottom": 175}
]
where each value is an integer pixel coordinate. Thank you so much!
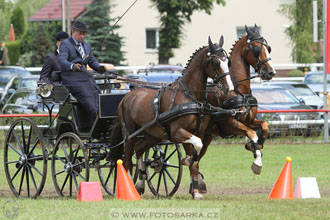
[
  {"left": 58, "top": 37, "right": 100, "bottom": 72},
  {"left": 39, "top": 52, "right": 61, "bottom": 84}
]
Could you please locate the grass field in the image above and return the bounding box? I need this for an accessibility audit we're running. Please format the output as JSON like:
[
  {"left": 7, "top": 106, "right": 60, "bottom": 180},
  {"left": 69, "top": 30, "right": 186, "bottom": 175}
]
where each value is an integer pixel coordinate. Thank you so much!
[{"left": 0, "top": 143, "right": 330, "bottom": 219}]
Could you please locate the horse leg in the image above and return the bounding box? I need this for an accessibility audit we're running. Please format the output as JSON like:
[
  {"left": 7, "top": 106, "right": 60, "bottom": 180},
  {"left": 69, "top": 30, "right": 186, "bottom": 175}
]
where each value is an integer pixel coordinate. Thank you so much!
[
  {"left": 134, "top": 136, "right": 161, "bottom": 195},
  {"left": 249, "top": 119, "right": 269, "bottom": 149},
  {"left": 123, "top": 137, "right": 136, "bottom": 180},
  {"left": 172, "top": 128, "right": 203, "bottom": 199},
  {"left": 223, "top": 119, "right": 263, "bottom": 175},
  {"left": 191, "top": 133, "right": 213, "bottom": 194},
  {"left": 181, "top": 143, "right": 193, "bottom": 166}
]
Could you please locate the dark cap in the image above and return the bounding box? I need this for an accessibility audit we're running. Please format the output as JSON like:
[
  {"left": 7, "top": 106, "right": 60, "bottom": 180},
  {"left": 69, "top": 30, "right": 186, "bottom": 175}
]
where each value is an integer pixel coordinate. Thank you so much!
[
  {"left": 72, "top": 21, "right": 87, "bottom": 32},
  {"left": 56, "top": 31, "right": 69, "bottom": 41}
]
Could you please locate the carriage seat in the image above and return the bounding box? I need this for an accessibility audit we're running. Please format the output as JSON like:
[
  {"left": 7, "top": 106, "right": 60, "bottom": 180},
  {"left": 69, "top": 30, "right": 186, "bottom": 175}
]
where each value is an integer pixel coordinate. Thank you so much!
[{"left": 50, "top": 71, "right": 73, "bottom": 103}]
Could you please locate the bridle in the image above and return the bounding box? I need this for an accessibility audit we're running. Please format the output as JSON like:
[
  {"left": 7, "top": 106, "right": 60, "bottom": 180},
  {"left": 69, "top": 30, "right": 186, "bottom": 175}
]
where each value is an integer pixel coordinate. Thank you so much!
[
  {"left": 207, "top": 47, "right": 231, "bottom": 84},
  {"left": 245, "top": 37, "right": 272, "bottom": 74}
]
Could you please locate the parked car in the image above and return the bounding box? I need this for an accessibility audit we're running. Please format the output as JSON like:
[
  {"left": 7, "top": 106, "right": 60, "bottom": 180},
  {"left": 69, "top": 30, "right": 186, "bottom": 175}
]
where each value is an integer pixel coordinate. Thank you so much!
[
  {"left": 0, "top": 66, "right": 31, "bottom": 98},
  {"left": 138, "top": 64, "right": 184, "bottom": 74},
  {"left": 303, "top": 71, "right": 330, "bottom": 97},
  {"left": 251, "top": 85, "right": 322, "bottom": 136},
  {"left": 261, "top": 82, "right": 324, "bottom": 109},
  {"left": 0, "top": 75, "right": 39, "bottom": 110},
  {"left": 126, "top": 72, "right": 182, "bottom": 90},
  {"left": 2, "top": 88, "right": 58, "bottom": 114}
]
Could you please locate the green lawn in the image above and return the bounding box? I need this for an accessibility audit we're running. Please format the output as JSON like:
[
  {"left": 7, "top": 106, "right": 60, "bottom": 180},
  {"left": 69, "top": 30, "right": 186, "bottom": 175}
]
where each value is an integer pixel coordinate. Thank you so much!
[{"left": 0, "top": 143, "right": 330, "bottom": 220}]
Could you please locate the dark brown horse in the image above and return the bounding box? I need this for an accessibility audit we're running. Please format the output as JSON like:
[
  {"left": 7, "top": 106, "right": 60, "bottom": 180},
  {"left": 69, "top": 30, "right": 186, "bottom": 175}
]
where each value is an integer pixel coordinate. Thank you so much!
[
  {"left": 182, "top": 25, "right": 276, "bottom": 192},
  {"left": 114, "top": 36, "right": 234, "bottom": 199}
]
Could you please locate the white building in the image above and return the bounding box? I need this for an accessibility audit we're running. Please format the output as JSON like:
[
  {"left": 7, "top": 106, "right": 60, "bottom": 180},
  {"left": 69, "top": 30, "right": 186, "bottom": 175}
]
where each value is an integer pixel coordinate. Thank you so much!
[{"left": 110, "top": 0, "right": 294, "bottom": 69}]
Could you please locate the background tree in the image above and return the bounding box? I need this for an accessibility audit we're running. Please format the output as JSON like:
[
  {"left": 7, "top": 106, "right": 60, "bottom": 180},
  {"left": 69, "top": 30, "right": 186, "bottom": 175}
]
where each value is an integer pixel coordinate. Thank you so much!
[
  {"left": 81, "top": 0, "right": 125, "bottom": 65},
  {"left": 279, "top": 0, "right": 323, "bottom": 63},
  {"left": 10, "top": 7, "right": 25, "bottom": 39},
  {"left": 151, "top": 0, "right": 226, "bottom": 64}
]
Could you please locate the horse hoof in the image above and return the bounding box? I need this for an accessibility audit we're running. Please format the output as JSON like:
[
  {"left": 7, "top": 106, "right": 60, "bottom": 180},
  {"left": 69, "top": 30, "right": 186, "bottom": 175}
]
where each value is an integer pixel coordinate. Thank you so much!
[
  {"left": 198, "top": 173, "right": 207, "bottom": 194},
  {"left": 135, "top": 181, "right": 145, "bottom": 195},
  {"left": 193, "top": 192, "right": 204, "bottom": 200},
  {"left": 251, "top": 162, "right": 262, "bottom": 175}
]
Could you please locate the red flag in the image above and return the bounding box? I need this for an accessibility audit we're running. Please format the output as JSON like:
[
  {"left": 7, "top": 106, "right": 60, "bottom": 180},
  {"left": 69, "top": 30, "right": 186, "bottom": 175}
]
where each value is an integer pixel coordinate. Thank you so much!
[{"left": 9, "top": 24, "right": 15, "bottom": 41}]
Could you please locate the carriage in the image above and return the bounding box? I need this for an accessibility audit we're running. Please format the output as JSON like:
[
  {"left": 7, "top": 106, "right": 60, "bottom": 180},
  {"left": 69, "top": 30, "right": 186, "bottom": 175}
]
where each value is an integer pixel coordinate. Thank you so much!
[
  {"left": 3, "top": 27, "right": 275, "bottom": 199},
  {"left": 3, "top": 71, "right": 184, "bottom": 198}
]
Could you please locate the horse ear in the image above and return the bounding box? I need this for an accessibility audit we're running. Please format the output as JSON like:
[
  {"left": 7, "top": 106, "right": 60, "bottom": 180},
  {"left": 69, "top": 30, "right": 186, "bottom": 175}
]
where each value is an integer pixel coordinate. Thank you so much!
[
  {"left": 254, "top": 24, "right": 258, "bottom": 28},
  {"left": 219, "top": 35, "right": 224, "bottom": 48},
  {"left": 245, "top": 25, "right": 251, "bottom": 36},
  {"left": 208, "top": 36, "right": 215, "bottom": 52}
]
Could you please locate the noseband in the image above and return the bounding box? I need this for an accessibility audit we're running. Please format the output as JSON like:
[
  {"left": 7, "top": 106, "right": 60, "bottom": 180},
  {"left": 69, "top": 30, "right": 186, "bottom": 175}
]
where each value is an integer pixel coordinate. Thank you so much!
[{"left": 245, "top": 38, "right": 271, "bottom": 73}]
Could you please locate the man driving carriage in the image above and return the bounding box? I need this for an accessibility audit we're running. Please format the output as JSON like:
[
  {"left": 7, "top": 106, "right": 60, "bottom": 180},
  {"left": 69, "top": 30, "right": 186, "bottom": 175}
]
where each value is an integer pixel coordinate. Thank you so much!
[{"left": 58, "top": 21, "right": 106, "bottom": 119}]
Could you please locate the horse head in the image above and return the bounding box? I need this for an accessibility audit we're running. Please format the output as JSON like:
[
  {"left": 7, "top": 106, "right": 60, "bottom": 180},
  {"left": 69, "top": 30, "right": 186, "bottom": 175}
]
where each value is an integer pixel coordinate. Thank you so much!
[
  {"left": 207, "top": 36, "right": 234, "bottom": 93},
  {"left": 245, "top": 25, "right": 276, "bottom": 80}
]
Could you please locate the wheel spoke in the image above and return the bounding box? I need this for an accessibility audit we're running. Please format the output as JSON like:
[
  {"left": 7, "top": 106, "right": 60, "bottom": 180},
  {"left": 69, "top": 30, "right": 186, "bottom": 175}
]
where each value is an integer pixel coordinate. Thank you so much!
[
  {"left": 27, "top": 138, "right": 40, "bottom": 157},
  {"left": 27, "top": 165, "right": 38, "bottom": 192},
  {"left": 105, "top": 166, "right": 114, "bottom": 186},
  {"left": 13, "top": 129, "right": 24, "bottom": 154},
  {"left": 164, "top": 167, "right": 176, "bottom": 185},
  {"left": 7, "top": 143, "right": 22, "bottom": 156},
  {"left": 60, "top": 174, "right": 70, "bottom": 193},
  {"left": 29, "top": 163, "right": 43, "bottom": 176},
  {"left": 72, "top": 173, "right": 79, "bottom": 192},
  {"left": 18, "top": 166, "right": 26, "bottom": 195},
  {"left": 164, "top": 148, "right": 177, "bottom": 162},
  {"left": 72, "top": 146, "right": 81, "bottom": 164},
  {"left": 54, "top": 169, "right": 66, "bottom": 176},
  {"left": 54, "top": 154, "right": 66, "bottom": 164},
  {"left": 27, "top": 156, "right": 44, "bottom": 161},
  {"left": 61, "top": 142, "right": 69, "bottom": 161},
  {"left": 166, "top": 164, "right": 179, "bottom": 169},
  {"left": 26, "top": 165, "right": 30, "bottom": 197},
  {"left": 6, "top": 160, "right": 20, "bottom": 164},
  {"left": 72, "top": 170, "right": 86, "bottom": 181},
  {"left": 156, "top": 172, "right": 162, "bottom": 194},
  {"left": 72, "top": 161, "right": 85, "bottom": 168},
  {"left": 69, "top": 174, "right": 72, "bottom": 197},
  {"left": 26, "top": 125, "right": 33, "bottom": 155},
  {"left": 162, "top": 171, "right": 168, "bottom": 196},
  {"left": 148, "top": 171, "right": 156, "bottom": 182},
  {"left": 10, "top": 164, "right": 23, "bottom": 182},
  {"left": 21, "top": 121, "right": 26, "bottom": 154}
]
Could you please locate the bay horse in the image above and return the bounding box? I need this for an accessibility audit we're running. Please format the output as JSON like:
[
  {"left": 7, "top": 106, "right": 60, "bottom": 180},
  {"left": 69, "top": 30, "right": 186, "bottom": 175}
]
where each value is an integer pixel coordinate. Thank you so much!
[
  {"left": 182, "top": 25, "right": 276, "bottom": 193},
  {"left": 113, "top": 36, "right": 234, "bottom": 199}
]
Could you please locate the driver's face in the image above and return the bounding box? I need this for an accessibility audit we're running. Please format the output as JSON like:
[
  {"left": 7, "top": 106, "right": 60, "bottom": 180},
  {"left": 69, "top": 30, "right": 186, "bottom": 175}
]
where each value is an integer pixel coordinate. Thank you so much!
[{"left": 72, "top": 30, "right": 86, "bottom": 43}]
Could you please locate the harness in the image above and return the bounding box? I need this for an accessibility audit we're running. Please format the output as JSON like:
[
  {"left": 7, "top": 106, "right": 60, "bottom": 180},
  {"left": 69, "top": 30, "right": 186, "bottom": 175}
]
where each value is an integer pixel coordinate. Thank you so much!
[{"left": 245, "top": 37, "right": 272, "bottom": 73}]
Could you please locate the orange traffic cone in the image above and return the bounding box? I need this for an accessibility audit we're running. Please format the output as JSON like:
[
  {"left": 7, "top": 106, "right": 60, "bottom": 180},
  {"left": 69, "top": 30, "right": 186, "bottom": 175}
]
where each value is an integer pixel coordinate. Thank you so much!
[
  {"left": 116, "top": 159, "right": 141, "bottom": 201},
  {"left": 268, "top": 157, "right": 294, "bottom": 199}
]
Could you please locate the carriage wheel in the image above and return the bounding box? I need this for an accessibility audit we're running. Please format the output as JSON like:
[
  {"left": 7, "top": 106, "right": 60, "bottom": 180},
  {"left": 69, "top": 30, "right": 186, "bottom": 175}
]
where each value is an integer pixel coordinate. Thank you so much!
[
  {"left": 4, "top": 118, "right": 47, "bottom": 198},
  {"left": 51, "top": 132, "right": 89, "bottom": 197},
  {"left": 97, "top": 149, "right": 138, "bottom": 196},
  {"left": 144, "top": 143, "right": 182, "bottom": 197}
]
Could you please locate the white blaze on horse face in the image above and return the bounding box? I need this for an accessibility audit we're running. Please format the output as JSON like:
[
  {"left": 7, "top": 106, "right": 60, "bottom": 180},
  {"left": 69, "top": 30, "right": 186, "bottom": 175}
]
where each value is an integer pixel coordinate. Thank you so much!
[
  {"left": 220, "top": 59, "right": 234, "bottom": 91},
  {"left": 263, "top": 45, "right": 276, "bottom": 73},
  {"left": 183, "top": 135, "right": 203, "bottom": 154},
  {"left": 226, "top": 75, "right": 234, "bottom": 91}
]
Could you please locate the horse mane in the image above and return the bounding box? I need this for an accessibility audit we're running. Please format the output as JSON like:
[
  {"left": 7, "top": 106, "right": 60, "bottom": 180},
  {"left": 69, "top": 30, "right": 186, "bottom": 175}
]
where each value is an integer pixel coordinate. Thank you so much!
[
  {"left": 182, "top": 46, "right": 207, "bottom": 75},
  {"left": 229, "top": 35, "right": 246, "bottom": 56}
]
